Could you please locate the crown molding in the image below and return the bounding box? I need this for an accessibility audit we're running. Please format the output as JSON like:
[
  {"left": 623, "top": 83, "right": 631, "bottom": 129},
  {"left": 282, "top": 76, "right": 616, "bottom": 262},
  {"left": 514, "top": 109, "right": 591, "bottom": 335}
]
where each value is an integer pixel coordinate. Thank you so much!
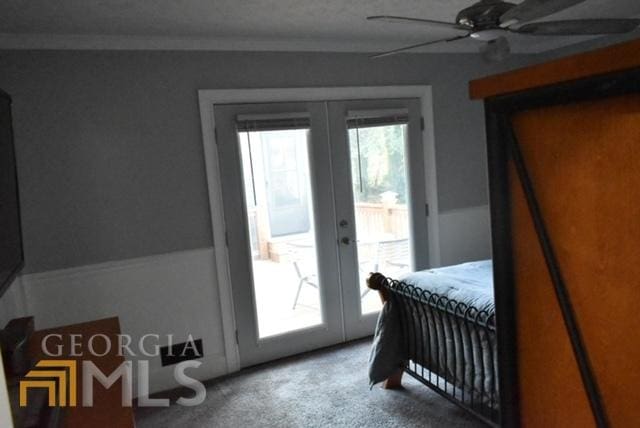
[
  {"left": 1, "top": 33, "right": 579, "bottom": 53},
  {"left": 0, "top": 33, "right": 464, "bottom": 52},
  {"left": 0, "top": 32, "right": 604, "bottom": 54}
]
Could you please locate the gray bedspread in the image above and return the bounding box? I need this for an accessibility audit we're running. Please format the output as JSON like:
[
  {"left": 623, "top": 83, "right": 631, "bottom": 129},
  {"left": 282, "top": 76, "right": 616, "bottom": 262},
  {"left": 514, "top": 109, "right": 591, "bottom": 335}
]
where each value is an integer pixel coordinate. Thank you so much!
[{"left": 369, "top": 260, "right": 497, "bottom": 403}]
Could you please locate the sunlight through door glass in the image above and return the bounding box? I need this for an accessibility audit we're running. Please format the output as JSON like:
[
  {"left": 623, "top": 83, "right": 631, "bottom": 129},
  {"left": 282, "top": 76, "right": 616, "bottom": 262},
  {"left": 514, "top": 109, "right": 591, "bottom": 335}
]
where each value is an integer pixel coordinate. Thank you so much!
[
  {"left": 238, "top": 128, "right": 322, "bottom": 338},
  {"left": 348, "top": 123, "right": 412, "bottom": 315}
]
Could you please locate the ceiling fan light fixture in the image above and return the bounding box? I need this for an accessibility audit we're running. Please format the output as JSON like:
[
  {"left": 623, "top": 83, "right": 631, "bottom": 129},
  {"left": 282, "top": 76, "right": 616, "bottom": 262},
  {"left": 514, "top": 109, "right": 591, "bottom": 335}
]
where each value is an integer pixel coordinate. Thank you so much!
[
  {"left": 470, "top": 29, "right": 508, "bottom": 41},
  {"left": 481, "top": 36, "right": 511, "bottom": 62}
]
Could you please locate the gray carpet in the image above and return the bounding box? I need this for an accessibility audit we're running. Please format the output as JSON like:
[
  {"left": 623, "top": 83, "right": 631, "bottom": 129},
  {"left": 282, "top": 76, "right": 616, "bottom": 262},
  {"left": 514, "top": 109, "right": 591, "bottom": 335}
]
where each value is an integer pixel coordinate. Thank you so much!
[{"left": 135, "top": 339, "right": 485, "bottom": 427}]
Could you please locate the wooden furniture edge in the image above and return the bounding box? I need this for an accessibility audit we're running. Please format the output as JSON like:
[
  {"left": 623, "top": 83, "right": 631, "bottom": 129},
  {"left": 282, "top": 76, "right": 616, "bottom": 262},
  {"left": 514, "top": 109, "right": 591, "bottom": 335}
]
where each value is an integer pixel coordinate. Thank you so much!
[
  {"left": 28, "top": 316, "right": 135, "bottom": 428},
  {"left": 469, "top": 38, "right": 640, "bottom": 100},
  {"left": 32, "top": 316, "right": 121, "bottom": 335},
  {"left": 367, "top": 273, "right": 404, "bottom": 389}
]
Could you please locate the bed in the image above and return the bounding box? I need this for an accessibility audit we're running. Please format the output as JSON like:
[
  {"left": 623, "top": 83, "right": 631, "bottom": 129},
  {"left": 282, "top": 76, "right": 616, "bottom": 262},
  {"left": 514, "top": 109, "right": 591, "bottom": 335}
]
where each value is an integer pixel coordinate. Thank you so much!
[{"left": 367, "top": 260, "right": 498, "bottom": 426}]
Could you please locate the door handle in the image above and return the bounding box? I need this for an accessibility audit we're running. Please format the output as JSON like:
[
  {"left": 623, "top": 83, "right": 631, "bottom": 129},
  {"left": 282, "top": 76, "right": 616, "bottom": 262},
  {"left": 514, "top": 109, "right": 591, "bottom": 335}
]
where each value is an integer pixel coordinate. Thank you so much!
[{"left": 340, "top": 237, "right": 351, "bottom": 245}]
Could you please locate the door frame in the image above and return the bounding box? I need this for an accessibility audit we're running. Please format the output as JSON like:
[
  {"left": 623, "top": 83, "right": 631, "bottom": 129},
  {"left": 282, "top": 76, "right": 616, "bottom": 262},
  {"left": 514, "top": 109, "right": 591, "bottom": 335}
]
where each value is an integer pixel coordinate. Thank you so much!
[{"left": 198, "top": 86, "right": 440, "bottom": 373}]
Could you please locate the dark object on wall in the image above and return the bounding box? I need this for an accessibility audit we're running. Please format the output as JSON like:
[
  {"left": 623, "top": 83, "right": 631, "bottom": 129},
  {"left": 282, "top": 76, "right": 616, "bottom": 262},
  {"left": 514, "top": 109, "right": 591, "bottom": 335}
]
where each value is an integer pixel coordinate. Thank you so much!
[
  {"left": 0, "top": 89, "right": 24, "bottom": 297},
  {"left": 472, "top": 38, "right": 640, "bottom": 427}
]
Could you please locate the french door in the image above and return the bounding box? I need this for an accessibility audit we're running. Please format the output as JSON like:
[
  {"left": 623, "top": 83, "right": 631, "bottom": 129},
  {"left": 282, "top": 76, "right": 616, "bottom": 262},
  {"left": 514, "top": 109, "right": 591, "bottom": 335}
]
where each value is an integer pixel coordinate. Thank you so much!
[{"left": 214, "top": 98, "right": 428, "bottom": 367}]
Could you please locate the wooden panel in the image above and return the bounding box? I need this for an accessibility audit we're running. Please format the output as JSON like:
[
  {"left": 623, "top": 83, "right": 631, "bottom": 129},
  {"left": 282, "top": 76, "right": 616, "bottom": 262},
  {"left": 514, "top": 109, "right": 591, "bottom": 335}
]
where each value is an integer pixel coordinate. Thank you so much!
[
  {"left": 510, "top": 94, "right": 640, "bottom": 426},
  {"left": 470, "top": 38, "right": 640, "bottom": 100},
  {"left": 28, "top": 317, "right": 135, "bottom": 428}
]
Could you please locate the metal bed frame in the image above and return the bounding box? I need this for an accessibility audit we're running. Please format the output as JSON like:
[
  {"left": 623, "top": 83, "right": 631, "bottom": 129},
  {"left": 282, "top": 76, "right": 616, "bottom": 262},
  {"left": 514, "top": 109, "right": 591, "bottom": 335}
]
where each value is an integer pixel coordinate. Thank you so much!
[{"left": 368, "top": 273, "right": 499, "bottom": 427}]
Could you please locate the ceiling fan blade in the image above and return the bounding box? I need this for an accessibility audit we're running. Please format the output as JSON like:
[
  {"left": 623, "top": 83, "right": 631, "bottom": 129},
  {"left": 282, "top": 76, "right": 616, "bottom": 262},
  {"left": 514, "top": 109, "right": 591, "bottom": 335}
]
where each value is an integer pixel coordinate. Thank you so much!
[
  {"left": 367, "top": 15, "right": 469, "bottom": 31},
  {"left": 515, "top": 19, "right": 640, "bottom": 35},
  {"left": 500, "top": 0, "right": 587, "bottom": 26},
  {"left": 370, "top": 35, "right": 470, "bottom": 59}
]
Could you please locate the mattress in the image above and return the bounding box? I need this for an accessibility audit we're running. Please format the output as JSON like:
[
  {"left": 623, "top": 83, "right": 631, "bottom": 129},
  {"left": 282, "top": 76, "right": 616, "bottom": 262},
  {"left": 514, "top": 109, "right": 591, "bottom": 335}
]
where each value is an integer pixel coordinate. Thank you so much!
[{"left": 400, "top": 260, "right": 494, "bottom": 311}]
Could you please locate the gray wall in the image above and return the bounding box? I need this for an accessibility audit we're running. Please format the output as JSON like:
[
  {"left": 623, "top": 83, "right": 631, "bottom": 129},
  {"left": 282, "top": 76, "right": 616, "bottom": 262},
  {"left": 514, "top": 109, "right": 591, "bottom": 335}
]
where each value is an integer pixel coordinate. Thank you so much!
[
  {"left": 535, "top": 32, "right": 640, "bottom": 62},
  {"left": 0, "top": 50, "right": 533, "bottom": 273}
]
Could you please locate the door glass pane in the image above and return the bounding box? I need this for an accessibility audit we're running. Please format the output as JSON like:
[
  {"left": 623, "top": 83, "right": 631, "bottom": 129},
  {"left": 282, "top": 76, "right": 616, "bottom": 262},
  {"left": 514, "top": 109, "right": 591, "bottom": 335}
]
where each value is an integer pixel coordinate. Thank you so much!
[
  {"left": 238, "top": 128, "right": 322, "bottom": 338},
  {"left": 348, "top": 123, "right": 412, "bottom": 315}
]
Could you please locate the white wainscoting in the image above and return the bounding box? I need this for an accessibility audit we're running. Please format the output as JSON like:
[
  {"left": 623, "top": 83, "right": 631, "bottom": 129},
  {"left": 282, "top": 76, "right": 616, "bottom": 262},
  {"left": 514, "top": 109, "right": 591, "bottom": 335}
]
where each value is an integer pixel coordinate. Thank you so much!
[
  {"left": 0, "top": 205, "right": 491, "bottom": 396},
  {"left": 18, "top": 247, "right": 228, "bottom": 395},
  {"left": 438, "top": 205, "right": 492, "bottom": 266}
]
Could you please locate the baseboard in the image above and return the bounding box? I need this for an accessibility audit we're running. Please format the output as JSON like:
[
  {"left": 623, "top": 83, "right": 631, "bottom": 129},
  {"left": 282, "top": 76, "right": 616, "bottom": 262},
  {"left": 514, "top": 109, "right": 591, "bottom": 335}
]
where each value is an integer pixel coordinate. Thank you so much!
[{"left": 142, "top": 354, "right": 228, "bottom": 397}]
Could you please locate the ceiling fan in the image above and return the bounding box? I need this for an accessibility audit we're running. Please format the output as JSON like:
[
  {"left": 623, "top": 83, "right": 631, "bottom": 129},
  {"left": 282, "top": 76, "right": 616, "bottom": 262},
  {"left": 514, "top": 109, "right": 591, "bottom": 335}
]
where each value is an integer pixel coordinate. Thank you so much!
[{"left": 368, "top": 0, "right": 640, "bottom": 59}]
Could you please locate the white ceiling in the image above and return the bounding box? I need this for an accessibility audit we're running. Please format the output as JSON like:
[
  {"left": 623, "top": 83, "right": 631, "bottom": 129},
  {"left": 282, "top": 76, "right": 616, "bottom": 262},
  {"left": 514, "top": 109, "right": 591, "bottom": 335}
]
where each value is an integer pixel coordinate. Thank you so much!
[{"left": 0, "top": 0, "right": 639, "bottom": 53}]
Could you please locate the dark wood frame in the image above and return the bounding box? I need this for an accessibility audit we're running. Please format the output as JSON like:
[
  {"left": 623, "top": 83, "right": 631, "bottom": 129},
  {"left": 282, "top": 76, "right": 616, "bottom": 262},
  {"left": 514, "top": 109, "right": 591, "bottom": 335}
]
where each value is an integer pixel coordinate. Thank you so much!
[
  {"left": 484, "top": 67, "right": 640, "bottom": 428},
  {"left": 368, "top": 63, "right": 640, "bottom": 427}
]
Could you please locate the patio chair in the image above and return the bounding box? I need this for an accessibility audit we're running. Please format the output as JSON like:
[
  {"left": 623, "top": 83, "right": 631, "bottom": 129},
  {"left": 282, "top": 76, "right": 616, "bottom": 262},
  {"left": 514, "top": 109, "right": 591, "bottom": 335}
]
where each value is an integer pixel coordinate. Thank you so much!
[
  {"left": 288, "top": 242, "right": 318, "bottom": 310},
  {"left": 361, "top": 238, "right": 410, "bottom": 298}
]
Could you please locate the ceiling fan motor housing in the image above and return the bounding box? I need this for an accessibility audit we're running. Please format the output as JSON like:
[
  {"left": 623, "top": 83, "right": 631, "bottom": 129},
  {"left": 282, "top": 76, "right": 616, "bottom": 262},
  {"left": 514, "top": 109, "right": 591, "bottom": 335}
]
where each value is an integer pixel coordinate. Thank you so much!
[{"left": 456, "top": 0, "right": 516, "bottom": 30}]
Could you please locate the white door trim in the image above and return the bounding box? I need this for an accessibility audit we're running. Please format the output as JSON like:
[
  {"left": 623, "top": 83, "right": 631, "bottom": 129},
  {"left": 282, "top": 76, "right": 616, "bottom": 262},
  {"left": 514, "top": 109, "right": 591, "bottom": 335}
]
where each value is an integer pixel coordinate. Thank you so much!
[{"left": 197, "top": 86, "right": 441, "bottom": 372}]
